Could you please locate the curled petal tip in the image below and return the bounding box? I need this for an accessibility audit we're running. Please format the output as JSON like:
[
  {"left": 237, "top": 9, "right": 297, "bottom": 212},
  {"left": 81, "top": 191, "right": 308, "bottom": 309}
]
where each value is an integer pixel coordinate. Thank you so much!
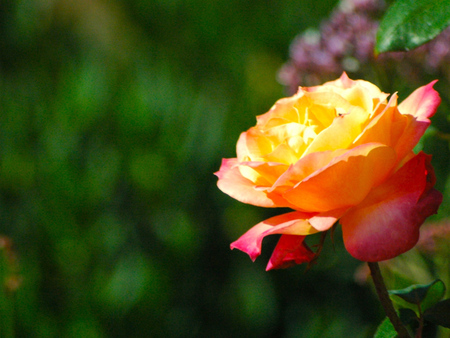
[
  {"left": 339, "top": 71, "right": 351, "bottom": 85},
  {"left": 398, "top": 80, "right": 441, "bottom": 120}
]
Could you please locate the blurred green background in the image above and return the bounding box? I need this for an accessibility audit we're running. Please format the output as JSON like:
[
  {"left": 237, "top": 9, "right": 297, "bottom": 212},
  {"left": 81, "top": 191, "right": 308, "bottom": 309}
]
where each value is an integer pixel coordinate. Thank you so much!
[{"left": 1, "top": 0, "right": 449, "bottom": 337}]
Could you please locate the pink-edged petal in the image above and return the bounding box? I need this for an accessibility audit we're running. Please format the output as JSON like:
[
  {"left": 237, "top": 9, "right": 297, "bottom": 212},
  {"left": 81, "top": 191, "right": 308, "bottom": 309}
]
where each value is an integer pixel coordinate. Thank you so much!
[
  {"left": 338, "top": 72, "right": 353, "bottom": 88},
  {"left": 264, "top": 207, "right": 347, "bottom": 270},
  {"left": 266, "top": 235, "right": 314, "bottom": 270},
  {"left": 353, "top": 93, "right": 428, "bottom": 164},
  {"left": 230, "top": 211, "right": 317, "bottom": 261},
  {"left": 215, "top": 158, "right": 277, "bottom": 207},
  {"left": 283, "top": 143, "right": 397, "bottom": 212},
  {"left": 340, "top": 152, "right": 442, "bottom": 262},
  {"left": 266, "top": 206, "right": 345, "bottom": 271},
  {"left": 307, "top": 72, "right": 384, "bottom": 97},
  {"left": 398, "top": 81, "right": 440, "bottom": 120},
  {"left": 394, "top": 81, "right": 441, "bottom": 161},
  {"left": 307, "top": 72, "right": 355, "bottom": 91}
]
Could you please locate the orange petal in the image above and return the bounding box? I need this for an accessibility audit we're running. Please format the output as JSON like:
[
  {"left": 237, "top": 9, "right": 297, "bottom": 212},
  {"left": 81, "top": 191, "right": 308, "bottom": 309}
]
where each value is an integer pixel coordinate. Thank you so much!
[
  {"left": 308, "top": 207, "right": 348, "bottom": 231},
  {"left": 270, "top": 148, "right": 348, "bottom": 191},
  {"left": 340, "top": 152, "right": 442, "bottom": 262},
  {"left": 395, "top": 81, "right": 441, "bottom": 161},
  {"left": 353, "top": 93, "right": 431, "bottom": 164},
  {"left": 215, "top": 158, "right": 277, "bottom": 207},
  {"left": 352, "top": 94, "right": 401, "bottom": 148},
  {"left": 240, "top": 161, "right": 289, "bottom": 186},
  {"left": 238, "top": 129, "right": 274, "bottom": 161},
  {"left": 283, "top": 143, "right": 397, "bottom": 212},
  {"left": 265, "top": 149, "right": 347, "bottom": 208},
  {"left": 352, "top": 94, "right": 429, "bottom": 164}
]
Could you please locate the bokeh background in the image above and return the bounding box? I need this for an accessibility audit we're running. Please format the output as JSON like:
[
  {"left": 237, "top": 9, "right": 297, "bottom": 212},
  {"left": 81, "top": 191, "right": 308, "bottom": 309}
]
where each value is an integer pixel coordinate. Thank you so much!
[{"left": 1, "top": 0, "right": 450, "bottom": 337}]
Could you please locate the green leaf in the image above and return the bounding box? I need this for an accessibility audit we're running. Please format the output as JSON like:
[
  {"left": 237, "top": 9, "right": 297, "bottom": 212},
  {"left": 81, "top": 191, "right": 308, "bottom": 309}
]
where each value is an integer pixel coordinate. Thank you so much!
[
  {"left": 376, "top": 0, "right": 450, "bottom": 53},
  {"left": 398, "top": 308, "right": 418, "bottom": 326},
  {"left": 374, "top": 317, "right": 397, "bottom": 338},
  {"left": 424, "top": 299, "right": 450, "bottom": 328},
  {"left": 421, "top": 280, "right": 446, "bottom": 312},
  {"left": 389, "top": 280, "right": 445, "bottom": 309}
]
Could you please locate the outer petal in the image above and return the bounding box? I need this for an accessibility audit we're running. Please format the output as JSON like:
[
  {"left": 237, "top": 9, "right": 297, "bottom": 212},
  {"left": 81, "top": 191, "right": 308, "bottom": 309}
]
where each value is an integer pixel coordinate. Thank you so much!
[
  {"left": 266, "top": 235, "right": 314, "bottom": 271},
  {"left": 395, "top": 81, "right": 441, "bottom": 160},
  {"left": 236, "top": 132, "right": 251, "bottom": 161},
  {"left": 215, "top": 158, "right": 277, "bottom": 207},
  {"left": 283, "top": 143, "right": 397, "bottom": 212},
  {"left": 238, "top": 130, "right": 273, "bottom": 162},
  {"left": 352, "top": 94, "right": 402, "bottom": 149},
  {"left": 264, "top": 208, "right": 346, "bottom": 270},
  {"left": 308, "top": 207, "right": 348, "bottom": 231},
  {"left": 266, "top": 148, "right": 348, "bottom": 203},
  {"left": 398, "top": 81, "right": 440, "bottom": 120},
  {"left": 230, "top": 211, "right": 318, "bottom": 261},
  {"left": 341, "top": 152, "right": 442, "bottom": 262},
  {"left": 230, "top": 209, "right": 342, "bottom": 268}
]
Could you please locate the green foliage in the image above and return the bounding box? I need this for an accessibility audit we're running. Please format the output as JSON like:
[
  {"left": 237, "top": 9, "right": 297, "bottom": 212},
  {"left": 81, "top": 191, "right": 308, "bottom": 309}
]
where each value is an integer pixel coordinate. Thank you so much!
[
  {"left": 374, "top": 318, "right": 397, "bottom": 338},
  {"left": 376, "top": 0, "right": 450, "bottom": 53},
  {"left": 389, "top": 279, "right": 445, "bottom": 311},
  {"left": 398, "top": 308, "right": 418, "bottom": 326},
  {"left": 2, "top": 0, "right": 378, "bottom": 337},
  {"left": 387, "top": 280, "right": 450, "bottom": 336},
  {"left": 0, "top": 240, "right": 17, "bottom": 338},
  {"left": 424, "top": 299, "right": 450, "bottom": 328}
]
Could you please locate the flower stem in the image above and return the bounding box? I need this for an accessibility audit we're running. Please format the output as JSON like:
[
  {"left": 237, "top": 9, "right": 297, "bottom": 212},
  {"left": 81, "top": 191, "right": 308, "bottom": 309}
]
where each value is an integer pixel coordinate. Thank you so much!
[
  {"left": 415, "top": 303, "right": 423, "bottom": 338},
  {"left": 368, "top": 262, "right": 411, "bottom": 338}
]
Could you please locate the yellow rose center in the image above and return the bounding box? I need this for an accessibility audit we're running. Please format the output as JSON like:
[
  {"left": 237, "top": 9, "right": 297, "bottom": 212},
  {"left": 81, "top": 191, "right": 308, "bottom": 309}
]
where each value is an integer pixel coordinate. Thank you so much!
[{"left": 237, "top": 81, "right": 390, "bottom": 185}]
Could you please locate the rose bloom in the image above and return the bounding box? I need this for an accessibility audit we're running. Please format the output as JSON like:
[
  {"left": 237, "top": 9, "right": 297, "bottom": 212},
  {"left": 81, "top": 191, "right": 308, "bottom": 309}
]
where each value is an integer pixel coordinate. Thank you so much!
[{"left": 216, "top": 73, "right": 442, "bottom": 270}]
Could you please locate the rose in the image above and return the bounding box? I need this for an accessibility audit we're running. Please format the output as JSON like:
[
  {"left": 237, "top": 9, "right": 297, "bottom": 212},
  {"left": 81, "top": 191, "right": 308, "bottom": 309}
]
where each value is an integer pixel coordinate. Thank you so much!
[{"left": 215, "top": 73, "right": 442, "bottom": 270}]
